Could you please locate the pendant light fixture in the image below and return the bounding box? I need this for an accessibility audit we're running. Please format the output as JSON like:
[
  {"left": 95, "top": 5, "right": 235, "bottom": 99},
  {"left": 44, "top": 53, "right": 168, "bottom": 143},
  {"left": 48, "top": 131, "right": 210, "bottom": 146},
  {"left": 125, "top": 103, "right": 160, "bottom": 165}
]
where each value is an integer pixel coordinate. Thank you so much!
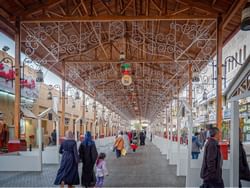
[{"left": 241, "top": 0, "right": 250, "bottom": 31}]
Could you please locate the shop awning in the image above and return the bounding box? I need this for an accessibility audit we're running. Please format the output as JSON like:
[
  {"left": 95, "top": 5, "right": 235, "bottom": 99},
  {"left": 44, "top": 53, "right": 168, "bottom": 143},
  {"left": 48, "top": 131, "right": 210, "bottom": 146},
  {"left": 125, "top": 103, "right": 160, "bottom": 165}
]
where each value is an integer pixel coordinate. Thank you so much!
[{"left": 21, "top": 107, "right": 36, "bottom": 119}]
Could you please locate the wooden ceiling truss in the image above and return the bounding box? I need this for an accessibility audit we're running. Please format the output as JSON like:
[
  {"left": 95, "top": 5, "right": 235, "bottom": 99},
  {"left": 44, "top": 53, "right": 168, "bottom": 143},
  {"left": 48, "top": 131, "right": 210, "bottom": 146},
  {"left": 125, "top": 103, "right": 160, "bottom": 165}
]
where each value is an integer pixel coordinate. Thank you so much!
[{"left": 0, "top": 0, "right": 246, "bottom": 122}]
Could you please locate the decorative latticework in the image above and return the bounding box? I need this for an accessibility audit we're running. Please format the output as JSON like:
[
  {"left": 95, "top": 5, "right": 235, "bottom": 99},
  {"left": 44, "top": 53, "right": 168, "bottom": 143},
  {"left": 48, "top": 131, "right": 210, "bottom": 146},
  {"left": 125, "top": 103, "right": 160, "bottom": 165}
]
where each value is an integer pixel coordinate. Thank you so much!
[{"left": 0, "top": 0, "right": 246, "bottom": 121}]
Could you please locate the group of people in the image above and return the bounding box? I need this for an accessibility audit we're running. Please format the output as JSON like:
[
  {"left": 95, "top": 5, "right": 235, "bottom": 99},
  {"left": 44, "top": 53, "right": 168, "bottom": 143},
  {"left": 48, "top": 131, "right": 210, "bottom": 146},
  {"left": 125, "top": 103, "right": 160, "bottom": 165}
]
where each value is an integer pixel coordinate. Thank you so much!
[
  {"left": 199, "top": 127, "right": 250, "bottom": 188},
  {"left": 191, "top": 128, "right": 211, "bottom": 159},
  {"left": 54, "top": 131, "right": 108, "bottom": 188},
  {"left": 113, "top": 130, "right": 147, "bottom": 158}
]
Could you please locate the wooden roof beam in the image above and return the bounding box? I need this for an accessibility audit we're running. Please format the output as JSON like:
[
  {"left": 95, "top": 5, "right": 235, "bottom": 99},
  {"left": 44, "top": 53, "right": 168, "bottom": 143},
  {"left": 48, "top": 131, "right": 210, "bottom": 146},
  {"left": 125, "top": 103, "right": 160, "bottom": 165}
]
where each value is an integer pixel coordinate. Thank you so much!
[
  {"left": 0, "top": 15, "right": 17, "bottom": 32},
  {"left": 66, "top": 59, "right": 175, "bottom": 64},
  {"left": 20, "top": 14, "right": 217, "bottom": 22},
  {"left": 99, "top": 0, "right": 114, "bottom": 15},
  {"left": 222, "top": 0, "right": 245, "bottom": 30},
  {"left": 170, "top": 7, "right": 190, "bottom": 16},
  {"left": 176, "top": 0, "right": 222, "bottom": 14},
  {"left": 121, "top": 0, "right": 133, "bottom": 15},
  {"left": 14, "top": 0, "right": 26, "bottom": 10},
  {"left": 80, "top": 0, "right": 89, "bottom": 15},
  {"left": 15, "top": 0, "right": 64, "bottom": 18},
  {"left": 151, "top": 0, "right": 162, "bottom": 13}
]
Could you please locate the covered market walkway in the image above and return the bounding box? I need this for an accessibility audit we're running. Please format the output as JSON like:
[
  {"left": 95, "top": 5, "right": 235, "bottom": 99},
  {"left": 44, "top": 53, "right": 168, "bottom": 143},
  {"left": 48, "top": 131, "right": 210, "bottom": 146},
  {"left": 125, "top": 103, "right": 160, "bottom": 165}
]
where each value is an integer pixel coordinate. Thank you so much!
[{"left": 0, "top": 0, "right": 250, "bottom": 187}]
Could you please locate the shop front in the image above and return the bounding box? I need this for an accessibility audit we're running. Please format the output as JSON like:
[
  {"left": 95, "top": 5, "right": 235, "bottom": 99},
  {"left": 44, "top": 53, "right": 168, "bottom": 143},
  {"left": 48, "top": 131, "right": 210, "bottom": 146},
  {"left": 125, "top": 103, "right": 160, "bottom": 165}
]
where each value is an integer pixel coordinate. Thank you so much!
[
  {"left": 239, "top": 102, "right": 250, "bottom": 143},
  {"left": 0, "top": 56, "right": 39, "bottom": 151},
  {"left": 20, "top": 107, "right": 37, "bottom": 148}
]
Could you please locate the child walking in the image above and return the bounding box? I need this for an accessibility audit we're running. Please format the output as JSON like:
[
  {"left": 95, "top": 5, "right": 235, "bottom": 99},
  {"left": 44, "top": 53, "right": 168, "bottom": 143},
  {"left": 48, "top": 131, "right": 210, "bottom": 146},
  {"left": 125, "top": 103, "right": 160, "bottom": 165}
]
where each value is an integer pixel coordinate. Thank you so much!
[{"left": 95, "top": 153, "right": 109, "bottom": 188}]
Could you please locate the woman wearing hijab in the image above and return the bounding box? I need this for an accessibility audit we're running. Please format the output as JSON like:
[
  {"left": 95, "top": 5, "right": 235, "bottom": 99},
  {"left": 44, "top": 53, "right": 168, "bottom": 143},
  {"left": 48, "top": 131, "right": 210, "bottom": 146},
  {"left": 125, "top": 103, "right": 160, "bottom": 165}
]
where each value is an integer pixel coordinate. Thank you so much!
[
  {"left": 79, "top": 131, "right": 98, "bottom": 187},
  {"left": 54, "top": 130, "right": 79, "bottom": 187}
]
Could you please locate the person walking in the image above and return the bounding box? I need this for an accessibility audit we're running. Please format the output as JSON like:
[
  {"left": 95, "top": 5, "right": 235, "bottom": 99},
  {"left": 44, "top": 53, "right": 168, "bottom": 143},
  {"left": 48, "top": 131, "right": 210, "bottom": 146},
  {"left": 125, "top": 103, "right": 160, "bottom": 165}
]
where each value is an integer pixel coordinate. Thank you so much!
[
  {"left": 239, "top": 128, "right": 250, "bottom": 187},
  {"left": 199, "top": 128, "right": 206, "bottom": 148},
  {"left": 51, "top": 129, "right": 57, "bottom": 145},
  {"left": 200, "top": 127, "right": 224, "bottom": 188},
  {"left": 95, "top": 153, "right": 109, "bottom": 188},
  {"left": 128, "top": 131, "right": 132, "bottom": 144},
  {"left": 79, "top": 131, "right": 98, "bottom": 188},
  {"left": 192, "top": 132, "right": 202, "bottom": 159},
  {"left": 54, "top": 131, "right": 79, "bottom": 187},
  {"left": 113, "top": 131, "right": 124, "bottom": 158}
]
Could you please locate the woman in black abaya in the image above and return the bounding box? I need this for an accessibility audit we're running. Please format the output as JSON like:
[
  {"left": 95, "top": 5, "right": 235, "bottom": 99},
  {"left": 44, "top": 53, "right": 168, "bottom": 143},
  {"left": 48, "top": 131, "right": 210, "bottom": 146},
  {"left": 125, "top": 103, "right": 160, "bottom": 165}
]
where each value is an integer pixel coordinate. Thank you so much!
[
  {"left": 79, "top": 131, "right": 98, "bottom": 187},
  {"left": 54, "top": 131, "right": 79, "bottom": 187}
]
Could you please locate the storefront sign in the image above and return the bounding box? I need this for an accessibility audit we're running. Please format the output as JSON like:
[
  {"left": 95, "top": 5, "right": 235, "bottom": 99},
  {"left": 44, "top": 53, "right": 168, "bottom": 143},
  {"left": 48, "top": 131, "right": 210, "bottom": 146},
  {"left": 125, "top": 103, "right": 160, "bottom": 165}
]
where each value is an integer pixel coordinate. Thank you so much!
[
  {"left": 0, "top": 62, "right": 39, "bottom": 99},
  {"left": 209, "top": 113, "right": 216, "bottom": 122},
  {"left": 239, "top": 104, "right": 247, "bottom": 113},
  {"left": 223, "top": 109, "right": 231, "bottom": 119},
  {"left": 195, "top": 115, "right": 208, "bottom": 123}
]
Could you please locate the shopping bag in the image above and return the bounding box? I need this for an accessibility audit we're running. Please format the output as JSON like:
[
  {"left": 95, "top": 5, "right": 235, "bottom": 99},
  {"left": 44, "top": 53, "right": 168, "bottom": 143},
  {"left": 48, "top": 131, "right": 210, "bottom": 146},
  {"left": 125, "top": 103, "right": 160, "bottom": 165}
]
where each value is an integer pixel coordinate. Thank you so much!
[{"left": 121, "top": 148, "right": 127, "bottom": 156}]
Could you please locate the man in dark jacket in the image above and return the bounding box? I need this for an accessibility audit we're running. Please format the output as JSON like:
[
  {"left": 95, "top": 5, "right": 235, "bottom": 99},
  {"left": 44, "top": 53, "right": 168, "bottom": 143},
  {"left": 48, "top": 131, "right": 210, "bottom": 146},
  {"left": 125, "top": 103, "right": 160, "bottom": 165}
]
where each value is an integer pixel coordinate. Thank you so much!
[{"left": 200, "top": 127, "right": 224, "bottom": 188}]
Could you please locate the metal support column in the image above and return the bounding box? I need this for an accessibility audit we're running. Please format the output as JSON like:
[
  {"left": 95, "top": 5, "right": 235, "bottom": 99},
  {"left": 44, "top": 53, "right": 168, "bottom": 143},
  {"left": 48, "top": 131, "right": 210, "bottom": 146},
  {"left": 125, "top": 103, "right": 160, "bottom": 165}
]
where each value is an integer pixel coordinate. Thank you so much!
[
  {"left": 216, "top": 15, "right": 223, "bottom": 138},
  {"left": 37, "top": 118, "right": 42, "bottom": 171},
  {"left": 60, "top": 62, "right": 66, "bottom": 137},
  {"left": 177, "top": 97, "right": 181, "bottom": 153},
  {"left": 93, "top": 99, "right": 97, "bottom": 139},
  {"left": 188, "top": 64, "right": 192, "bottom": 106}
]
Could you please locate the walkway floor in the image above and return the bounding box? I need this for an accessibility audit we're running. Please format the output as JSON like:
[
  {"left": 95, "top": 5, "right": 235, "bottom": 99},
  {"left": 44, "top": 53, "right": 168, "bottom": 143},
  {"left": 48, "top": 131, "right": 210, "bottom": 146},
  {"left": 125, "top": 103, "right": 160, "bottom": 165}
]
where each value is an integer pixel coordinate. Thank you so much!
[
  {"left": 0, "top": 141, "right": 185, "bottom": 187},
  {"left": 104, "top": 141, "right": 185, "bottom": 187}
]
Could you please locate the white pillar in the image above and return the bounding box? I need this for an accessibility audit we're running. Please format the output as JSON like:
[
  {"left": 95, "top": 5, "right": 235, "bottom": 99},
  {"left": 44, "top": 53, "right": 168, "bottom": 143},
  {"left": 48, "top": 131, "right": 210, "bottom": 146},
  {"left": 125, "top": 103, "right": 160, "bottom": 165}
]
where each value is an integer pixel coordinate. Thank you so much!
[
  {"left": 186, "top": 114, "right": 193, "bottom": 187},
  {"left": 166, "top": 107, "right": 169, "bottom": 159},
  {"left": 56, "top": 120, "right": 59, "bottom": 146},
  {"left": 230, "top": 101, "right": 239, "bottom": 187},
  {"left": 56, "top": 120, "right": 60, "bottom": 163},
  {"left": 169, "top": 103, "right": 173, "bottom": 157},
  {"left": 38, "top": 118, "right": 42, "bottom": 171},
  {"left": 83, "top": 123, "right": 87, "bottom": 135},
  {"left": 74, "top": 122, "right": 77, "bottom": 141},
  {"left": 177, "top": 114, "right": 181, "bottom": 153}
]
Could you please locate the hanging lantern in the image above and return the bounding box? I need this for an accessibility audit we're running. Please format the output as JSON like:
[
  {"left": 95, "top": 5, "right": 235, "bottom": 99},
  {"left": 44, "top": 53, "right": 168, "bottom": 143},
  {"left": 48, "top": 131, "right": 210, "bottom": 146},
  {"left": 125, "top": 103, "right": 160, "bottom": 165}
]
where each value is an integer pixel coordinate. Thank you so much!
[
  {"left": 120, "top": 52, "right": 125, "bottom": 61},
  {"left": 241, "top": 0, "right": 250, "bottom": 31},
  {"left": 121, "top": 75, "right": 132, "bottom": 86},
  {"left": 36, "top": 69, "right": 44, "bottom": 83},
  {"left": 47, "top": 91, "right": 52, "bottom": 100},
  {"left": 93, "top": 102, "right": 97, "bottom": 109},
  {"left": 202, "top": 90, "right": 208, "bottom": 101},
  {"left": 192, "top": 70, "right": 200, "bottom": 82},
  {"left": 75, "top": 91, "right": 80, "bottom": 100},
  {"left": 72, "top": 101, "right": 76, "bottom": 108}
]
